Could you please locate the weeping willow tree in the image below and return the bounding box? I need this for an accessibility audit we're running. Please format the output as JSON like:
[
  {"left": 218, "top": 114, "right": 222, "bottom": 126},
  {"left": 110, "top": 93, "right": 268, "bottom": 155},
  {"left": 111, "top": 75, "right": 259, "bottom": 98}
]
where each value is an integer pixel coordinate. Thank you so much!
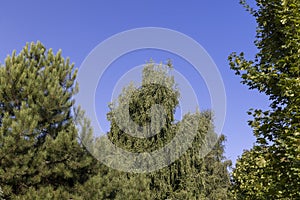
[
  {"left": 107, "top": 61, "right": 179, "bottom": 153},
  {"left": 79, "top": 61, "right": 232, "bottom": 199}
]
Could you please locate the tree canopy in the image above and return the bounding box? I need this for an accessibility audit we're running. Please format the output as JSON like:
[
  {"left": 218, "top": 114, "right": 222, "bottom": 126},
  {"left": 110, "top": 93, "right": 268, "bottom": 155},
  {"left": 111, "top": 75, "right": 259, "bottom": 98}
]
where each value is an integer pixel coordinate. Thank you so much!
[
  {"left": 0, "top": 42, "right": 95, "bottom": 199},
  {"left": 79, "top": 61, "right": 233, "bottom": 199},
  {"left": 229, "top": 0, "right": 300, "bottom": 199},
  {"left": 0, "top": 42, "right": 233, "bottom": 199}
]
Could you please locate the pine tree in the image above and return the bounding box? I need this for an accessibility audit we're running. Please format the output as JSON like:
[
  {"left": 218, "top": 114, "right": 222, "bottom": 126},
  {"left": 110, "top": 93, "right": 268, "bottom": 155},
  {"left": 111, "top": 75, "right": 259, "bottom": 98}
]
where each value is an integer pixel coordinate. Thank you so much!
[{"left": 0, "top": 42, "right": 95, "bottom": 198}]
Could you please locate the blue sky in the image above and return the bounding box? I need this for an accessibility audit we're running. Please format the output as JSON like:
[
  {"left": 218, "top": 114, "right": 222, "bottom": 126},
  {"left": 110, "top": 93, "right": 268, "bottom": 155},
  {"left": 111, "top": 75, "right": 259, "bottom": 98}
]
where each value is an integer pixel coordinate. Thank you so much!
[{"left": 0, "top": 0, "right": 269, "bottom": 164}]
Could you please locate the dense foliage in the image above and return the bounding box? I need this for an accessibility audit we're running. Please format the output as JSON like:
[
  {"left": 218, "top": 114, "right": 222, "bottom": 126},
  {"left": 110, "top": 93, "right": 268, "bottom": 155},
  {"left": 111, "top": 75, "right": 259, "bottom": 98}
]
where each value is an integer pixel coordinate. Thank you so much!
[
  {"left": 3, "top": 0, "right": 300, "bottom": 198},
  {"left": 82, "top": 62, "right": 233, "bottom": 199},
  {"left": 0, "top": 42, "right": 95, "bottom": 199},
  {"left": 229, "top": 0, "right": 300, "bottom": 199},
  {"left": 0, "top": 45, "right": 232, "bottom": 199}
]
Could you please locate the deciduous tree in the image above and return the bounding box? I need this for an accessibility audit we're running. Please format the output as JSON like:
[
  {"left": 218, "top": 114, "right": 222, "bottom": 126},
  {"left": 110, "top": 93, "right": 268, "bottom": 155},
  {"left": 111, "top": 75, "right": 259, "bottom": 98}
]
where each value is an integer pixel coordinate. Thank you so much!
[{"left": 229, "top": 0, "right": 300, "bottom": 198}]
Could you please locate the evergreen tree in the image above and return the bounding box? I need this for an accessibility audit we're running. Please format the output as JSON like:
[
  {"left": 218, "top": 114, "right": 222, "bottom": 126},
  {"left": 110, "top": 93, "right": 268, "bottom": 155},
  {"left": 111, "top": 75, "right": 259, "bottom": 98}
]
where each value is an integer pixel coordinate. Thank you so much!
[
  {"left": 0, "top": 42, "right": 95, "bottom": 198},
  {"left": 229, "top": 0, "right": 300, "bottom": 198}
]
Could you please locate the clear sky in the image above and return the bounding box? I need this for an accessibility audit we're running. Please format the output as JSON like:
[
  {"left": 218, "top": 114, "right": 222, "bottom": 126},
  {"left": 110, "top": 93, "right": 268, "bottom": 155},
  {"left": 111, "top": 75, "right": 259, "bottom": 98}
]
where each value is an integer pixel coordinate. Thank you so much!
[{"left": 0, "top": 0, "right": 269, "bottom": 164}]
